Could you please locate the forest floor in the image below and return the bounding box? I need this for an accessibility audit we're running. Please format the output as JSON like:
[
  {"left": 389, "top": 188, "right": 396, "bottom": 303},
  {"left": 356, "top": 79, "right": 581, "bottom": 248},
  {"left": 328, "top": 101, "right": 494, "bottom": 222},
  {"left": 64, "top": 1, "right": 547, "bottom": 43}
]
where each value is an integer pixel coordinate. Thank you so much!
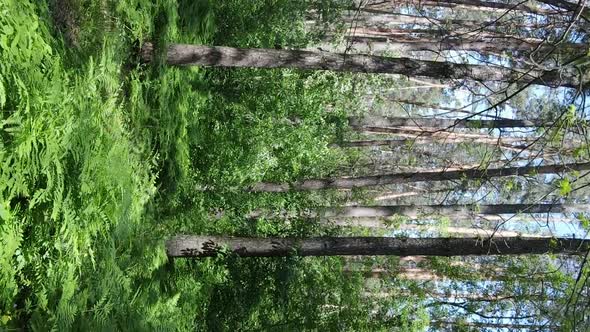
[{"left": 1, "top": 0, "right": 362, "bottom": 330}]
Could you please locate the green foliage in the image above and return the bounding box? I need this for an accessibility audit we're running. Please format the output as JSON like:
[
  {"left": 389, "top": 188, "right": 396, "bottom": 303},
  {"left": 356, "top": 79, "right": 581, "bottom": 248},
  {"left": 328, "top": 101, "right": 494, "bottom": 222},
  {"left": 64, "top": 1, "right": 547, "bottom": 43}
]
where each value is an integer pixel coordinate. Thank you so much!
[
  {"left": 209, "top": 0, "right": 351, "bottom": 48},
  {"left": 383, "top": 215, "right": 410, "bottom": 228},
  {"left": 558, "top": 178, "right": 572, "bottom": 196},
  {"left": 198, "top": 256, "right": 364, "bottom": 331},
  {"left": 577, "top": 213, "right": 590, "bottom": 230},
  {"left": 1, "top": 0, "right": 371, "bottom": 330}
]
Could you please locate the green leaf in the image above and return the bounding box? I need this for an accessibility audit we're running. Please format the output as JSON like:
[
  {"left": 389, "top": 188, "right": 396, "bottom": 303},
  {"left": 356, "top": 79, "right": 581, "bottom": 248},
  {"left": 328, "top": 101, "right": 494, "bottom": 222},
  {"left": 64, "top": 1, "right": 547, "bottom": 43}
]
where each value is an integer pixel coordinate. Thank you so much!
[
  {"left": 0, "top": 35, "right": 7, "bottom": 50},
  {"left": 577, "top": 214, "right": 590, "bottom": 230},
  {"left": 0, "top": 315, "right": 11, "bottom": 325},
  {"left": 470, "top": 119, "right": 482, "bottom": 129},
  {"left": 559, "top": 179, "right": 572, "bottom": 196},
  {"left": 3, "top": 23, "right": 14, "bottom": 36},
  {"left": 0, "top": 74, "right": 5, "bottom": 108},
  {"left": 0, "top": 201, "right": 12, "bottom": 221},
  {"left": 568, "top": 104, "right": 577, "bottom": 113}
]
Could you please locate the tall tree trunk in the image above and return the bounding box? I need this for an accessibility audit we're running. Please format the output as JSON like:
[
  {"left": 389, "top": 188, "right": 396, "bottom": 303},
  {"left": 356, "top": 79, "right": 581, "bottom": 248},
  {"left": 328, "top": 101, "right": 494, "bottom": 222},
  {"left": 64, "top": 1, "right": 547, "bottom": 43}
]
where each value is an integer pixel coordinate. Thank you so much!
[
  {"left": 348, "top": 116, "right": 554, "bottom": 128},
  {"left": 342, "top": 12, "right": 486, "bottom": 29},
  {"left": 250, "top": 162, "right": 590, "bottom": 192},
  {"left": 382, "top": 266, "right": 537, "bottom": 281},
  {"left": 350, "top": 257, "right": 553, "bottom": 281},
  {"left": 345, "top": 27, "right": 513, "bottom": 38},
  {"left": 535, "top": 0, "right": 590, "bottom": 17},
  {"left": 339, "top": 27, "right": 583, "bottom": 55},
  {"left": 343, "top": 12, "right": 479, "bottom": 27},
  {"left": 352, "top": 127, "right": 557, "bottom": 152},
  {"left": 341, "top": 35, "right": 585, "bottom": 57},
  {"left": 338, "top": 137, "right": 529, "bottom": 150},
  {"left": 332, "top": 222, "right": 549, "bottom": 238},
  {"left": 166, "top": 236, "right": 590, "bottom": 257},
  {"left": 140, "top": 44, "right": 587, "bottom": 89},
  {"left": 430, "top": 320, "right": 556, "bottom": 330},
  {"left": 365, "top": 289, "right": 521, "bottom": 301},
  {"left": 249, "top": 204, "right": 586, "bottom": 219},
  {"left": 348, "top": 27, "right": 550, "bottom": 42},
  {"left": 384, "top": 98, "right": 504, "bottom": 119},
  {"left": 364, "top": 0, "right": 557, "bottom": 15},
  {"left": 396, "top": 267, "right": 442, "bottom": 280},
  {"left": 344, "top": 12, "right": 555, "bottom": 31}
]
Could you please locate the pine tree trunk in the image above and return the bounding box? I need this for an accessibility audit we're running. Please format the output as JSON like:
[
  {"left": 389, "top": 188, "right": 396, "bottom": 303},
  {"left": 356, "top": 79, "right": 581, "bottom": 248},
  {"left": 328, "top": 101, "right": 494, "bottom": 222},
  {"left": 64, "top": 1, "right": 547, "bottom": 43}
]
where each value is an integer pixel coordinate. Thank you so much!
[
  {"left": 250, "top": 162, "right": 590, "bottom": 192},
  {"left": 339, "top": 31, "right": 585, "bottom": 56},
  {"left": 365, "top": 0, "right": 556, "bottom": 15},
  {"left": 338, "top": 139, "right": 416, "bottom": 148},
  {"left": 247, "top": 204, "right": 585, "bottom": 219},
  {"left": 338, "top": 137, "right": 530, "bottom": 149},
  {"left": 396, "top": 267, "right": 441, "bottom": 280},
  {"left": 430, "top": 320, "right": 556, "bottom": 330},
  {"left": 140, "top": 44, "right": 587, "bottom": 88},
  {"left": 349, "top": 127, "right": 548, "bottom": 152},
  {"left": 384, "top": 98, "right": 503, "bottom": 119},
  {"left": 347, "top": 116, "right": 553, "bottom": 128},
  {"left": 332, "top": 223, "right": 548, "bottom": 238},
  {"left": 365, "top": 289, "right": 519, "bottom": 301},
  {"left": 535, "top": 0, "right": 590, "bottom": 17},
  {"left": 345, "top": 12, "right": 551, "bottom": 31},
  {"left": 273, "top": 203, "right": 586, "bottom": 218},
  {"left": 166, "top": 236, "right": 590, "bottom": 257},
  {"left": 343, "top": 12, "right": 481, "bottom": 29}
]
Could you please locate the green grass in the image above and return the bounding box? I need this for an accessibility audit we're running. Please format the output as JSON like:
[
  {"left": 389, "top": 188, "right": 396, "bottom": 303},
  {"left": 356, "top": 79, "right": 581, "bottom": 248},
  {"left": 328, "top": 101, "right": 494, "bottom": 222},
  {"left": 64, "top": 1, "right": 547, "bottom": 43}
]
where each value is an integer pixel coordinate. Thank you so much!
[{"left": 0, "top": 0, "right": 377, "bottom": 330}]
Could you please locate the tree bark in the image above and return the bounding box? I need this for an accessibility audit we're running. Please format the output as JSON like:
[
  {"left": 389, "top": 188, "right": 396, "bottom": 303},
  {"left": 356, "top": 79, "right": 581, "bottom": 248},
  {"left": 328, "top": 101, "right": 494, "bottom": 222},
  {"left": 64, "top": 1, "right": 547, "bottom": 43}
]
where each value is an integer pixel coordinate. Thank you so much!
[
  {"left": 430, "top": 320, "right": 555, "bottom": 330},
  {"left": 338, "top": 137, "right": 529, "bottom": 150},
  {"left": 374, "top": 266, "right": 538, "bottom": 281},
  {"left": 280, "top": 203, "right": 587, "bottom": 218},
  {"left": 248, "top": 204, "right": 586, "bottom": 219},
  {"left": 332, "top": 222, "right": 549, "bottom": 237},
  {"left": 350, "top": 127, "right": 549, "bottom": 152},
  {"left": 140, "top": 43, "right": 587, "bottom": 89},
  {"left": 364, "top": 0, "right": 557, "bottom": 15},
  {"left": 535, "top": 0, "right": 590, "bottom": 17},
  {"left": 348, "top": 116, "right": 553, "bottom": 128},
  {"left": 250, "top": 162, "right": 590, "bottom": 192},
  {"left": 166, "top": 236, "right": 590, "bottom": 257},
  {"left": 338, "top": 139, "right": 419, "bottom": 148},
  {"left": 342, "top": 35, "right": 585, "bottom": 57},
  {"left": 343, "top": 12, "right": 482, "bottom": 28},
  {"left": 385, "top": 98, "right": 503, "bottom": 119},
  {"left": 344, "top": 12, "right": 555, "bottom": 31},
  {"left": 365, "top": 290, "right": 522, "bottom": 301}
]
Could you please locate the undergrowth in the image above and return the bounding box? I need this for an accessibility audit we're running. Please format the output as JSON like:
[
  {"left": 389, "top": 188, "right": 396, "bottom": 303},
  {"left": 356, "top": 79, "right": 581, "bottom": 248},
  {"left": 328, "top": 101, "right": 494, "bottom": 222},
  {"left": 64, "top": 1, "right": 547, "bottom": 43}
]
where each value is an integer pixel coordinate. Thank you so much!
[{"left": 0, "top": 0, "right": 373, "bottom": 330}]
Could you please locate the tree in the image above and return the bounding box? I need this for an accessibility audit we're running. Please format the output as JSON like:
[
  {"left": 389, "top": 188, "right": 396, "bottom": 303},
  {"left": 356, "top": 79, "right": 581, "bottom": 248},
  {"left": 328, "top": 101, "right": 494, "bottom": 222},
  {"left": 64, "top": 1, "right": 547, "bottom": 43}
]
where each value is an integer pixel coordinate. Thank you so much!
[
  {"left": 340, "top": 34, "right": 585, "bottom": 57},
  {"left": 430, "top": 319, "right": 556, "bottom": 330},
  {"left": 341, "top": 12, "right": 559, "bottom": 33},
  {"left": 335, "top": 223, "right": 549, "bottom": 237},
  {"left": 535, "top": 0, "right": 590, "bottom": 18},
  {"left": 364, "top": 0, "right": 557, "bottom": 16},
  {"left": 166, "top": 236, "right": 590, "bottom": 257},
  {"left": 347, "top": 116, "right": 566, "bottom": 128},
  {"left": 341, "top": 12, "right": 483, "bottom": 28},
  {"left": 338, "top": 137, "right": 533, "bottom": 151},
  {"left": 249, "top": 161, "right": 590, "bottom": 192},
  {"left": 140, "top": 44, "right": 588, "bottom": 88},
  {"left": 248, "top": 203, "right": 588, "bottom": 219},
  {"left": 346, "top": 127, "right": 573, "bottom": 152},
  {"left": 383, "top": 98, "right": 504, "bottom": 119}
]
